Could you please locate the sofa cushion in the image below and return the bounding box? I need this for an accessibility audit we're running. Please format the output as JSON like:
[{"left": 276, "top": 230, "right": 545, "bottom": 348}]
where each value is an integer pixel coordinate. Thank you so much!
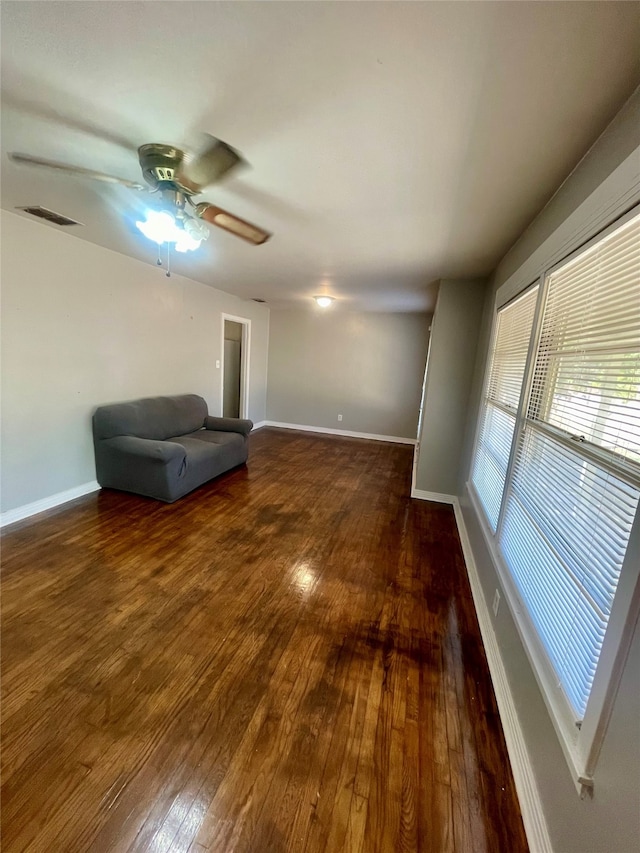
[
  {"left": 178, "top": 429, "right": 245, "bottom": 449},
  {"left": 166, "top": 436, "right": 224, "bottom": 467},
  {"left": 93, "top": 394, "right": 208, "bottom": 441},
  {"left": 169, "top": 432, "right": 248, "bottom": 494}
]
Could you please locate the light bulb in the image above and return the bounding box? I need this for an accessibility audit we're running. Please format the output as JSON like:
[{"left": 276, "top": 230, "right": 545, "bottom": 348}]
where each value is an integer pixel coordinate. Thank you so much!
[
  {"left": 136, "top": 210, "right": 178, "bottom": 245},
  {"left": 136, "top": 210, "right": 205, "bottom": 252},
  {"left": 175, "top": 232, "right": 202, "bottom": 253},
  {"left": 183, "top": 216, "right": 208, "bottom": 242},
  {"left": 314, "top": 295, "right": 334, "bottom": 308}
]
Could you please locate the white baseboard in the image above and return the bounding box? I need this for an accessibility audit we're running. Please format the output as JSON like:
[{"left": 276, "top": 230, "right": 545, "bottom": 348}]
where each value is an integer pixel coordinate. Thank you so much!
[
  {"left": 410, "top": 487, "right": 457, "bottom": 504},
  {"left": 452, "top": 498, "right": 553, "bottom": 853},
  {"left": 252, "top": 420, "right": 267, "bottom": 430},
  {"left": 262, "top": 421, "right": 416, "bottom": 445},
  {"left": 1, "top": 480, "right": 100, "bottom": 528}
]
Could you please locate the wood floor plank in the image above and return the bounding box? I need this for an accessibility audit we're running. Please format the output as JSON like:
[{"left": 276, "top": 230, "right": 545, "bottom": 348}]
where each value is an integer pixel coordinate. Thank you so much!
[{"left": 1, "top": 427, "right": 528, "bottom": 852}]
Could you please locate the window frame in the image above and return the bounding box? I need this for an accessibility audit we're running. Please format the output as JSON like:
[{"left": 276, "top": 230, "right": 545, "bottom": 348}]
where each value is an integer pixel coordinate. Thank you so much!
[{"left": 467, "top": 202, "right": 640, "bottom": 796}]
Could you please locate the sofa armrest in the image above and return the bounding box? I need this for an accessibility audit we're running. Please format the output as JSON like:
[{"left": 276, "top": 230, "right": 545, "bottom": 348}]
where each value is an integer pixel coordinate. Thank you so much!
[
  {"left": 103, "top": 435, "right": 187, "bottom": 464},
  {"left": 94, "top": 435, "right": 188, "bottom": 501},
  {"left": 204, "top": 416, "right": 253, "bottom": 436}
]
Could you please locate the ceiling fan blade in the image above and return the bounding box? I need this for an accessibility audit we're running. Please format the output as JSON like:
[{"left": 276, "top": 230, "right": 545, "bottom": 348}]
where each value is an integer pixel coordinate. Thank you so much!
[
  {"left": 8, "top": 153, "right": 146, "bottom": 190},
  {"left": 175, "top": 134, "right": 244, "bottom": 193},
  {"left": 195, "top": 202, "right": 271, "bottom": 245}
]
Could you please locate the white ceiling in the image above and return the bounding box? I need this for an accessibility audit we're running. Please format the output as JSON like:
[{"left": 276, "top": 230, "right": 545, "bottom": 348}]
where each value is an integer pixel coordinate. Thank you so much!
[{"left": 1, "top": 1, "right": 639, "bottom": 312}]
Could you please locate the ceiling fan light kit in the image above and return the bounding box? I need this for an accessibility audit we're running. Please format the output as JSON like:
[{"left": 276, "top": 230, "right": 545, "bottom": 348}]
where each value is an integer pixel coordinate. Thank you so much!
[
  {"left": 135, "top": 210, "right": 206, "bottom": 254},
  {"left": 9, "top": 133, "right": 271, "bottom": 276}
]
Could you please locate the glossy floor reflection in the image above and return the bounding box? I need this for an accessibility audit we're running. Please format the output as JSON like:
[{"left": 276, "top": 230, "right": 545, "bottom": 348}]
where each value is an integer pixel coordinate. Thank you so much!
[{"left": 1, "top": 427, "right": 528, "bottom": 852}]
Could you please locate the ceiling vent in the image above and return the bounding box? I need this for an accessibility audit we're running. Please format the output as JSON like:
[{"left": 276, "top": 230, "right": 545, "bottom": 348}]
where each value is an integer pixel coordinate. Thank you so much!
[
  {"left": 16, "top": 206, "right": 83, "bottom": 226},
  {"left": 252, "top": 298, "right": 267, "bottom": 303}
]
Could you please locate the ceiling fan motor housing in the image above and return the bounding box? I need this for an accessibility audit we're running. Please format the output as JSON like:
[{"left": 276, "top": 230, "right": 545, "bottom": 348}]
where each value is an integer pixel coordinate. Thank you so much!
[{"left": 138, "top": 144, "right": 188, "bottom": 191}]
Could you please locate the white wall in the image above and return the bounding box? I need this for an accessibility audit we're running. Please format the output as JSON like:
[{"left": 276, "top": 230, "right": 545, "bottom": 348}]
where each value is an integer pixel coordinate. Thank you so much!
[
  {"left": 414, "top": 279, "right": 485, "bottom": 496},
  {"left": 0, "top": 211, "right": 269, "bottom": 514},
  {"left": 458, "top": 88, "right": 640, "bottom": 853},
  {"left": 266, "top": 308, "right": 430, "bottom": 439}
]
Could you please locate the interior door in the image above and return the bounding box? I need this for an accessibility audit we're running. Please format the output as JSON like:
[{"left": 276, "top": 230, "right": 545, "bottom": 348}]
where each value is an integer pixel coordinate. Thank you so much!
[{"left": 223, "top": 322, "right": 242, "bottom": 418}]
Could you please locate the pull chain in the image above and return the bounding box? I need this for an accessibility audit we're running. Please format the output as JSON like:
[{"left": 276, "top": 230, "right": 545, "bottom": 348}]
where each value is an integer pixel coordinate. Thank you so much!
[{"left": 166, "top": 242, "right": 171, "bottom": 278}]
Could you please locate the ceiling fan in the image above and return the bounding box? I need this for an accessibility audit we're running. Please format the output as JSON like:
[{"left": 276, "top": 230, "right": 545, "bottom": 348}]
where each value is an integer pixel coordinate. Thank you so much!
[{"left": 9, "top": 134, "right": 272, "bottom": 262}]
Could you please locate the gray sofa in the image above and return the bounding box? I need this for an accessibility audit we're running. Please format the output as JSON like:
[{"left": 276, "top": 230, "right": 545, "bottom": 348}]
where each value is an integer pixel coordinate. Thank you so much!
[{"left": 92, "top": 394, "right": 253, "bottom": 502}]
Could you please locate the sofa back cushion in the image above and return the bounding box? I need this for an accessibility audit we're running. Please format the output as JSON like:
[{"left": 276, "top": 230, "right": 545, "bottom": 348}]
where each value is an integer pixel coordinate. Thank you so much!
[{"left": 93, "top": 394, "right": 208, "bottom": 441}]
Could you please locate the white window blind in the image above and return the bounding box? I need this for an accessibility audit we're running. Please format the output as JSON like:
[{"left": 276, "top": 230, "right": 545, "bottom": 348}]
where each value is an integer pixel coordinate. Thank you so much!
[
  {"left": 471, "top": 286, "right": 538, "bottom": 529},
  {"left": 529, "top": 214, "right": 640, "bottom": 463},
  {"left": 499, "top": 211, "right": 640, "bottom": 719}
]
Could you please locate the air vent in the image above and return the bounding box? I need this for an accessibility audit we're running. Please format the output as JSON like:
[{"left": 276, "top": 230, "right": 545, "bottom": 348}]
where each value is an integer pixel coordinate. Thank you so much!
[
  {"left": 252, "top": 298, "right": 267, "bottom": 303},
  {"left": 16, "top": 206, "right": 83, "bottom": 226}
]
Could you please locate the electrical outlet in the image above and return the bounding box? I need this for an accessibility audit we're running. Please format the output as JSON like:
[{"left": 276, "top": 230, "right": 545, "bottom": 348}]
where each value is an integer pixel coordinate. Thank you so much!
[
  {"left": 215, "top": 360, "right": 221, "bottom": 369},
  {"left": 492, "top": 589, "right": 501, "bottom": 618},
  {"left": 337, "top": 414, "right": 343, "bottom": 422}
]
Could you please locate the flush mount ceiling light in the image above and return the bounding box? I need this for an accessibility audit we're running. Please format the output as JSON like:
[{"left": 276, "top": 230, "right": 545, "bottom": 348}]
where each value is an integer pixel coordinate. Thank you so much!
[{"left": 314, "top": 295, "right": 334, "bottom": 308}]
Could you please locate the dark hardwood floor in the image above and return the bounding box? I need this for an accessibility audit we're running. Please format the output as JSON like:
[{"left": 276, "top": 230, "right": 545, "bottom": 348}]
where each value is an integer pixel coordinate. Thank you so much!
[{"left": 1, "top": 427, "right": 528, "bottom": 853}]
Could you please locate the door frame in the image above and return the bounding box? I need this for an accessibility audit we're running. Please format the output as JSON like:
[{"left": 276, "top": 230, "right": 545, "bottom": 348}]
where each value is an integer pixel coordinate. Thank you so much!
[
  {"left": 220, "top": 314, "right": 251, "bottom": 419},
  {"left": 411, "top": 318, "right": 433, "bottom": 495}
]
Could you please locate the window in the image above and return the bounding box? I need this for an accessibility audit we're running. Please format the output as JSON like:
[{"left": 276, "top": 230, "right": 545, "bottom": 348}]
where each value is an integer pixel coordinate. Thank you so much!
[
  {"left": 472, "top": 286, "right": 538, "bottom": 529},
  {"left": 470, "top": 207, "right": 640, "bottom": 789}
]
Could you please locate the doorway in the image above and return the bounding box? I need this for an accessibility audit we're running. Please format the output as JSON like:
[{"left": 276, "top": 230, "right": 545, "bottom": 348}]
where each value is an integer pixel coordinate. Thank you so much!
[{"left": 221, "top": 315, "right": 251, "bottom": 419}]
